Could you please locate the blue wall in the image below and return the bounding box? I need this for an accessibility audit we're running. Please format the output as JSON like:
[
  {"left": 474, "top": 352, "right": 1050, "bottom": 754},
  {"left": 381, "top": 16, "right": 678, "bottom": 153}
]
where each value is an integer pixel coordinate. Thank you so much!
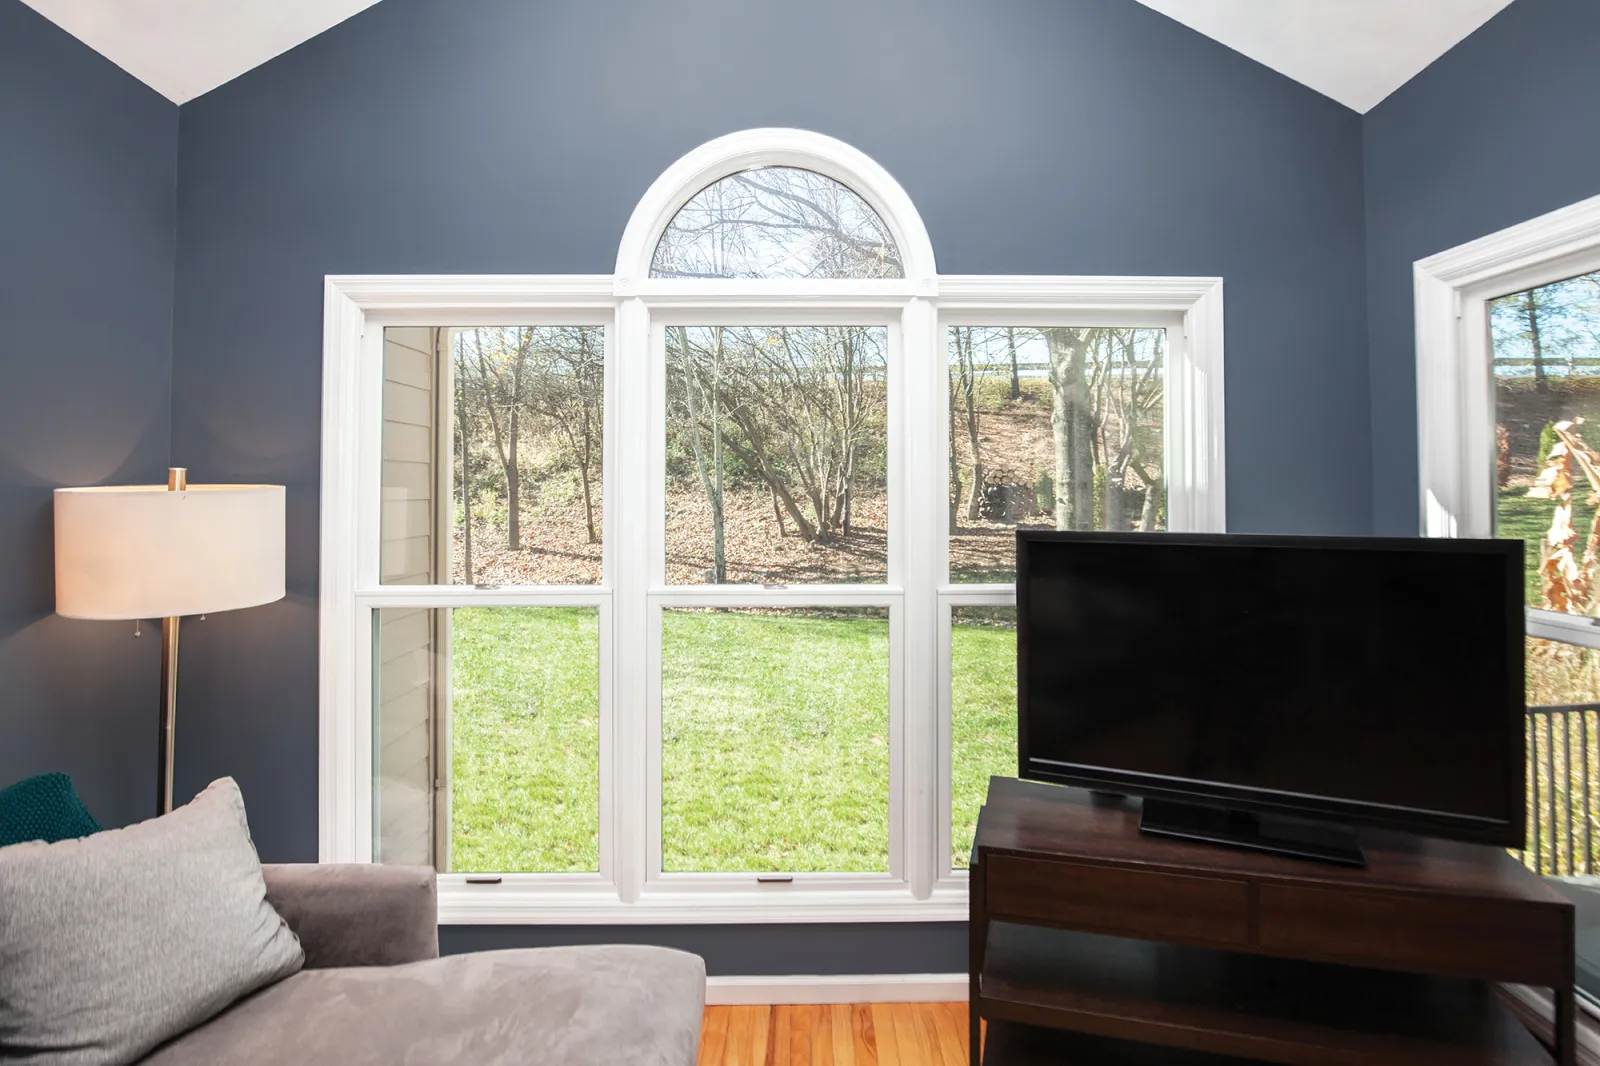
[
  {"left": 167, "top": 0, "right": 1370, "bottom": 972},
  {"left": 1364, "top": 0, "right": 1600, "bottom": 533},
  {"left": 0, "top": 0, "right": 179, "bottom": 827}
]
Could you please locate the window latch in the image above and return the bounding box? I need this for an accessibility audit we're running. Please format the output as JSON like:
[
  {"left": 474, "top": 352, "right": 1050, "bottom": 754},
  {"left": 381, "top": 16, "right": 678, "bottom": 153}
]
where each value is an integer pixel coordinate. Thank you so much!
[
  {"left": 756, "top": 875, "right": 794, "bottom": 884},
  {"left": 464, "top": 876, "right": 503, "bottom": 885},
  {"left": 761, "top": 583, "right": 788, "bottom": 591}
]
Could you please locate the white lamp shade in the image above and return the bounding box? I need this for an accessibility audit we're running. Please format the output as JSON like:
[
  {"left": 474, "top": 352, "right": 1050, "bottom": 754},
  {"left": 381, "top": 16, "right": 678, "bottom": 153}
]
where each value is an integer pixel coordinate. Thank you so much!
[{"left": 54, "top": 484, "right": 286, "bottom": 620}]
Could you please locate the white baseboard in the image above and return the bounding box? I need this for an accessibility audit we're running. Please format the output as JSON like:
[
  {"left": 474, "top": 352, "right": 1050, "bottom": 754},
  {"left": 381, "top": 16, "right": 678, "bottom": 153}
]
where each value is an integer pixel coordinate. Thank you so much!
[{"left": 705, "top": 973, "right": 967, "bottom": 1005}]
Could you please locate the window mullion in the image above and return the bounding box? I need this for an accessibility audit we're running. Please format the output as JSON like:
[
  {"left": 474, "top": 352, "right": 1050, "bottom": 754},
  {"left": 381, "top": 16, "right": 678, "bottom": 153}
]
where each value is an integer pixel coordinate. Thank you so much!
[
  {"left": 614, "top": 296, "right": 653, "bottom": 902},
  {"left": 901, "top": 296, "right": 940, "bottom": 899}
]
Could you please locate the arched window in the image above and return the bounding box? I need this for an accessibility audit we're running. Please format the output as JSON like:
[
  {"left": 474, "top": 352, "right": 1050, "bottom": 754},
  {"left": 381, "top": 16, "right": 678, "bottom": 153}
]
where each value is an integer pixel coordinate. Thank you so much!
[
  {"left": 650, "top": 167, "right": 903, "bottom": 280},
  {"left": 322, "top": 128, "right": 1225, "bottom": 923}
]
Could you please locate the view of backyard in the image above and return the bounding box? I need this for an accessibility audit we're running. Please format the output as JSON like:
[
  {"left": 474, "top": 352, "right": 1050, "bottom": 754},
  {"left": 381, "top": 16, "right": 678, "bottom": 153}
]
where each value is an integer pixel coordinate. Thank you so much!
[
  {"left": 1492, "top": 268, "right": 1600, "bottom": 875},
  {"left": 410, "top": 315, "right": 1163, "bottom": 873}
]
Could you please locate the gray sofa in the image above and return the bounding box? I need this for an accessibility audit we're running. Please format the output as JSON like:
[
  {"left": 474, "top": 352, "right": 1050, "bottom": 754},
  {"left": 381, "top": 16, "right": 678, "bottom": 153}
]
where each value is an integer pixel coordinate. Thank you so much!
[{"left": 138, "top": 864, "right": 706, "bottom": 1066}]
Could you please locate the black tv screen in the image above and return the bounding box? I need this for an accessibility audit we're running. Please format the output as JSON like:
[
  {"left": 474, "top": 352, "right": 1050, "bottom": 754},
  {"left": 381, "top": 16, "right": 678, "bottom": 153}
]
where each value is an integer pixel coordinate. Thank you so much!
[{"left": 1017, "top": 531, "right": 1525, "bottom": 847}]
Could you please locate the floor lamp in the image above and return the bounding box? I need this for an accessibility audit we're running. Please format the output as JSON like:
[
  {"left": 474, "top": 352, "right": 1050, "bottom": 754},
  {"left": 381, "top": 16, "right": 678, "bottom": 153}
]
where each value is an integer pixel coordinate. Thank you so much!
[{"left": 54, "top": 469, "right": 286, "bottom": 814}]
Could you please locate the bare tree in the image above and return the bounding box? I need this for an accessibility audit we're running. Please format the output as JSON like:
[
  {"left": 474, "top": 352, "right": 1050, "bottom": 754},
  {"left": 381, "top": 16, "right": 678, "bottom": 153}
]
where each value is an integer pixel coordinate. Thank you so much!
[
  {"left": 672, "top": 325, "right": 886, "bottom": 546},
  {"left": 1526, "top": 288, "right": 1550, "bottom": 394},
  {"left": 953, "top": 328, "right": 986, "bottom": 521},
  {"left": 672, "top": 326, "right": 729, "bottom": 582},
  {"left": 529, "top": 327, "right": 605, "bottom": 544},
  {"left": 651, "top": 167, "right": 902, "bottom": 280},
  {"left": 468, "top": 327, "right": 533, "bottom": 551}
]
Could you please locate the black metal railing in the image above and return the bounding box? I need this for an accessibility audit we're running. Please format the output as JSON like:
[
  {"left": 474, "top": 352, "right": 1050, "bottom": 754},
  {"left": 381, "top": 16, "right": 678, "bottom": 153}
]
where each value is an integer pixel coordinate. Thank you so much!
[{"left": 1523, "top": 704, "right": 1600, "bottom": 876}]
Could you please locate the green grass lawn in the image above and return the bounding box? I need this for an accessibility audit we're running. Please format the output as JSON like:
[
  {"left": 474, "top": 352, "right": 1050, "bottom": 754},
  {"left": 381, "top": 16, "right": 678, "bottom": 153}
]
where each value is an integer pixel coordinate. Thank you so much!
[
  {"left": 950, "top": 609, "right": 1018, "bottom": 869},
  {"left": 661, "top": 608, "right": 891, "bottom": 873},
  {"left": 448, "top": 608, "right": 1019, "bottom": 875},
  {"left": 449, "top": 608, "right": 601, "bottom": 874}
]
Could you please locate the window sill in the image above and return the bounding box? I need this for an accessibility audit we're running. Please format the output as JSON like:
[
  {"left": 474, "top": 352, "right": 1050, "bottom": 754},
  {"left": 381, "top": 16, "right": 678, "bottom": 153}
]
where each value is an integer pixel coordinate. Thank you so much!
[{"left": 437, "top": 879, "right": 970, "bottom": 925}]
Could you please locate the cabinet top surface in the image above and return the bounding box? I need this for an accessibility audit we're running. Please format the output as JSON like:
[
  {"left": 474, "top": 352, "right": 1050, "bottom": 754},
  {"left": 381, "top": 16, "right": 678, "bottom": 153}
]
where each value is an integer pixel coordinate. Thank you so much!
[{"left": 975, "top": 776, "right": 1568, "bottom": 906}]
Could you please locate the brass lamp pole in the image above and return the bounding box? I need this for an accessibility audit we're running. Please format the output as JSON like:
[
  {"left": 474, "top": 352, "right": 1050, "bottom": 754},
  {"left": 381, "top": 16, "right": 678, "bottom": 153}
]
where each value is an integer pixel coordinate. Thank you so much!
[
  {"left": 54, "top": 468, "right": 286, "bottom": 816},
  {"left": 156, "top": 467, "right": 185, "bottom": 815}
]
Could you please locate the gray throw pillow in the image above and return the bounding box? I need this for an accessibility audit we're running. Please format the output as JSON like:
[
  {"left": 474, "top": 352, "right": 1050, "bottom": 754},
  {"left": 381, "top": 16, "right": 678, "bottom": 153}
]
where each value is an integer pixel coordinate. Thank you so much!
[{"left": 0, "top": 777, "right": 303, "bottom": 1066}]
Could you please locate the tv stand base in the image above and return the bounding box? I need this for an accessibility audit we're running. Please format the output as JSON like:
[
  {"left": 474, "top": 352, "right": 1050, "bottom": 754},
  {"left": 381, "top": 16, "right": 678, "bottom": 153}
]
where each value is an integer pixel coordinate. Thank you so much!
[{"left": 1139, "top": 798, "right": 1366, "bottom": 867}]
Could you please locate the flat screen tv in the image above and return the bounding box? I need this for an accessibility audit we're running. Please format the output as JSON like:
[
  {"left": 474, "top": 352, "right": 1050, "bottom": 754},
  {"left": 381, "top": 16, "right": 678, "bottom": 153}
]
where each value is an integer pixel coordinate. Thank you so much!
[{"left": 1016, "top": 531, "right": 1525, "bottom": 865}]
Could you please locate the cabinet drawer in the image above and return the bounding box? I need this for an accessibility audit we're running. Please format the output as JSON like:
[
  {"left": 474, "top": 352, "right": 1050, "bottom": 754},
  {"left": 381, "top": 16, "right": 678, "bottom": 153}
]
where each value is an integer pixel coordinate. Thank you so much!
[
  {"left": 985, "top": 855, "right": 1251, "bottom": 948},
  {"left": 1257, "top": 884, "right": 1568, "bottom": 983}
]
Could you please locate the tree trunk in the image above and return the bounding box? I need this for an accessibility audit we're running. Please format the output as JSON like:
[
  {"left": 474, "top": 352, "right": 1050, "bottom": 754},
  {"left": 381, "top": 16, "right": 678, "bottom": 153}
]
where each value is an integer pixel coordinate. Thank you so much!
[
  {"left": 1046, "top": 328, "right": 1095, "bottom": 530},
  {"left": 770, "top": 482, "right": 786, "bottom": 536},
  {"left": 1007, "top": 326, "right": 1021, "bottom": 402},
  {"left": 711, "top": 329, "right": 726, "bottom": 582},
  {"left": 679, "top": 327, "right": 726, "bottom": 582},
  {"left": 455, "top": 348, "right": 474, "bottom": 582},
  {"left": 505, "top": 405, "right": 520, "bottom": 551},
  {"left": 961, "top": 331, "right": 986, "bottom": 522},
  {"left": 949, "top": 392, "right": 963, "bottom": 529},
  {"left": 1140, "top": 472, "right": 1163, "bottom": 532},
  {"left": 579, "top": 445, "right": 597, "bottom": 544},
  {"left": 1528, "top": 291, "right": 1549, "bottom": 394},
  {"left": 721, "top": 425, "right": 817, "bottom": 541}
]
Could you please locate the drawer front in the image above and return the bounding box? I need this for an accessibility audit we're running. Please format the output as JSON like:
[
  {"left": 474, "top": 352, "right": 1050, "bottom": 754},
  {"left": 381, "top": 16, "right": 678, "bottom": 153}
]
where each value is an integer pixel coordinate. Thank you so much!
[
  {"left": 1257, "top": 884, "right": 1568, "bottom": 983},
  {"left": 984, "top": 855, "right": 1251, "bottom": 948}
]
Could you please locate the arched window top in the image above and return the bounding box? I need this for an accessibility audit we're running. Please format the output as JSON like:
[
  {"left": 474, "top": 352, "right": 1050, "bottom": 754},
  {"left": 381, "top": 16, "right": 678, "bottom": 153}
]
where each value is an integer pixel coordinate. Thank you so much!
[
  {"left": 616, "top": 129, "right": 936, "bottom": 284},
  {"left": 650, "top": 166, "right": 903, "bottom": 280}
]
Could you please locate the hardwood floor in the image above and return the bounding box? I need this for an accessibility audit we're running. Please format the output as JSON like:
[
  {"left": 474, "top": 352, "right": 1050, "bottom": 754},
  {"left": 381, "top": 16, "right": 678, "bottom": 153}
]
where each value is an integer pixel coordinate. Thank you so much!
[{"left": 696, "top": 1004, "right": 977, "bottom": 1066}]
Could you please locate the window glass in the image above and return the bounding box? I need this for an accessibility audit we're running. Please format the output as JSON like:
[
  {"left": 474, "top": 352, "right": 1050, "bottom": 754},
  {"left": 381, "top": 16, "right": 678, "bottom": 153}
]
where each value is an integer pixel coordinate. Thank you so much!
[
  {"left": 665, "top": 325, "right": 888, "bottom": 584},
  {"left": 1524, "top": 638, "right": 1599, "bottom": 878},
  {"left": 660, "top": 607, "right": 890, "bottom": 873},
  {"left": 380, "top": 326, "right": 605, "bottom": 586},
  {"left": 948, "top": 327, "right": 1166, "bottom": 583},
  {"left": 651, "top": 166, "right": 902, "bottom": 280},
  {"left": 950, "top": 606, "right": 1017, "bottom": 869},
  {"left": 1491, "top": 270, "right": 1600, "bottom": 612},
  {"left": 373, "top": 606, "right": 600, "bottom": 873}
]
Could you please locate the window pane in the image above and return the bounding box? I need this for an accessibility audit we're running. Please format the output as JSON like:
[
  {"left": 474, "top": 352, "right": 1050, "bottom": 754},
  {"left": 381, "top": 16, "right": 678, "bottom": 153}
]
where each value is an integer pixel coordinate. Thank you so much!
[
  {"left": 661, "top": 607, "right": 889, "bottom": 873},
  {"left": 1491, "top": 270, "right": 1600, "bottom": 612},
  {"left": 665, "top": 326, "right": 888, "bottom": 584},
  {"left": 950, "top": 606, "right": 1017, "bottom": 869},
  {"left": 1528, "top": 636, "right": 1600, "bottom": 706},
  {"left": 373, "top": 606, "right": 600, "bottom": 873},
  {"left": 948, "top": 327, "right": 1166, "bottom": 584},
  {"left": 651, "top": 167, "right": 903, "bottom": 280},
  {"left": 380, "top": 326, "right": 604, "bottom": 586},
  {"left": 1524, "top": 638, "right": 1599, "bottom": 878}
]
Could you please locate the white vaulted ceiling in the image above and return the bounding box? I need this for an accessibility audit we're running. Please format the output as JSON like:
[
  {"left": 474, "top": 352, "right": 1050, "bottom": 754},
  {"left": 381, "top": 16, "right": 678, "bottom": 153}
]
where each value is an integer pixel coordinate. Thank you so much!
[
  {"left": 1133, "top": 0, "right": 1517, "bottom": 112},
  {"left": 21, "top": 0, "right": 1519, "bottom": 109},
  {"left": 18, "top": 0, "right": 384, "bottom": 104}
]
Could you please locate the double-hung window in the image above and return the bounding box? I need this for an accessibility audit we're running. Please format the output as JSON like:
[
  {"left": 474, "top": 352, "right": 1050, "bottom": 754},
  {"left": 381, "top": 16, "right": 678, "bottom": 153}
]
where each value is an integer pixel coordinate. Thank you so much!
[
  {"left": 321, "top": 129, "right": 1226, "bottom": 922},
  {"left": 1416, "top": 192, "right": 1600, "bottom": 881}
]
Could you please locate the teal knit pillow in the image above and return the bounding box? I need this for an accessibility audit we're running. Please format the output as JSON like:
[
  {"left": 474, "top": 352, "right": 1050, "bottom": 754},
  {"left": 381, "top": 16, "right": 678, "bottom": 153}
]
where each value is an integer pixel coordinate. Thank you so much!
[{"left": 0, "top": 773, "right": 101, "bottom": 848}]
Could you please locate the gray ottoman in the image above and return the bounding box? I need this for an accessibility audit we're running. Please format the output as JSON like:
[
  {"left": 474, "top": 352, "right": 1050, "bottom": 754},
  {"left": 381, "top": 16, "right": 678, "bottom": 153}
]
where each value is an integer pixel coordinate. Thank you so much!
[{"left": 140, "top": 866, "right": 706, "bottom": 1066}]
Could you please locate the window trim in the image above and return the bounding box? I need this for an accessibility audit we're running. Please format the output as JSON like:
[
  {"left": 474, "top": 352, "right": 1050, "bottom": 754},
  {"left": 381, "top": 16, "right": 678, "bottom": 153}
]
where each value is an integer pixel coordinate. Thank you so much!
[
  {"left": 320, "top": 130, "right": 1226, "bottom": 924},
  {"left": 1414, "top": 191, "right": 1600, "bottom": 650}
]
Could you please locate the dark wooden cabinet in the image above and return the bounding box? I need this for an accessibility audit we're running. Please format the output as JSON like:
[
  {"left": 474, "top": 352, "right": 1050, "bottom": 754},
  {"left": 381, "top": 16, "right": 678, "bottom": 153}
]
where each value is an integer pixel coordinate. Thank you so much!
[{"left": 970, "top": 777, "right": 1576, "bottom": 1066}]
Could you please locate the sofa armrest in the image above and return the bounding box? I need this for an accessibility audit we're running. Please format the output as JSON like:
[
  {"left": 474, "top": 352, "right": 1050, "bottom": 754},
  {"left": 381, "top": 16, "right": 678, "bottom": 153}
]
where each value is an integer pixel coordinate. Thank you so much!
[{"left": 262, "top": 863, "right": 439, "bottom": 969}]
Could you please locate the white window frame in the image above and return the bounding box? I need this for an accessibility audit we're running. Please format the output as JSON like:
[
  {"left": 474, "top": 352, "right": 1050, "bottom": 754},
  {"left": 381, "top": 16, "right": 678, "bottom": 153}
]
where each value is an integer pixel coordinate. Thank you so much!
[
  {"left": 1415, "top": 190, "right": 1600, "bottom": 650},
  {"left": 320, "top": 128, "right": 1226, "bottom": 924}
]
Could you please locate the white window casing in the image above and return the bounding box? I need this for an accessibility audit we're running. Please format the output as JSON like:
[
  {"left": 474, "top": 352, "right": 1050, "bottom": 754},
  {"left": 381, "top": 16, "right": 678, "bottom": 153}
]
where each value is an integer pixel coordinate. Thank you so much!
[
  {"left": 1414, "top": 191, "right": 1600, "bottom": 649},
  {"left": 320, "top": 129, "right": 1227, "bottom": 923}
]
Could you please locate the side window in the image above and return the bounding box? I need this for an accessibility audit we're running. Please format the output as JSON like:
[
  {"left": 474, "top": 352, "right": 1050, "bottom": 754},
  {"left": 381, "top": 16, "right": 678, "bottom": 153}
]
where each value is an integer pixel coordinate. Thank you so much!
[{"left": 1489, "top": 268, "right": 1600, "bottom": 877}]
